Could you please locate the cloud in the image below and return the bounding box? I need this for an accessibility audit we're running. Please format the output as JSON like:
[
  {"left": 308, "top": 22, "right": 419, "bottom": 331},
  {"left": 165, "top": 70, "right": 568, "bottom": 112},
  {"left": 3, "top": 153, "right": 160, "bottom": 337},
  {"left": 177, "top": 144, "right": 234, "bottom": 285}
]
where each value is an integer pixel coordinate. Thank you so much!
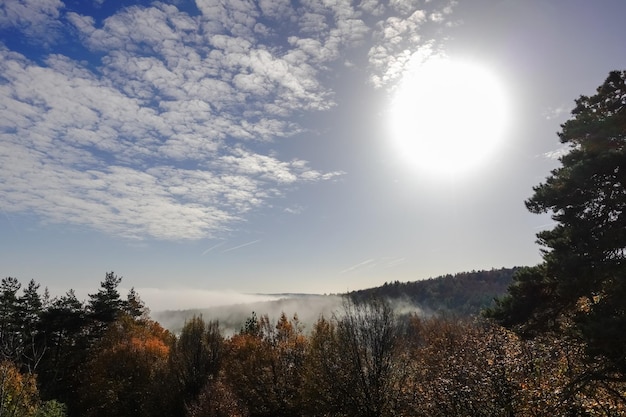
[
  {"left": 366, "top": 2, "right": 457, "bottom": 87},
  {"left": 284, "top": 204, "right": 305, "bottom": 215},
  {"left": 0, "top": 0, "right": 64, "bottom": 41},
  {"left": 0, "top": 0, "right": 455, "bottom": 241},
  {"left": 542, "top": 147, "right": 570, "bottom": 160},
  {"left": 151, "top": 292, "right": 346, "bottom": 334},
  {"left": 543, "top": 105, "right": 570, "bottom": 121}
]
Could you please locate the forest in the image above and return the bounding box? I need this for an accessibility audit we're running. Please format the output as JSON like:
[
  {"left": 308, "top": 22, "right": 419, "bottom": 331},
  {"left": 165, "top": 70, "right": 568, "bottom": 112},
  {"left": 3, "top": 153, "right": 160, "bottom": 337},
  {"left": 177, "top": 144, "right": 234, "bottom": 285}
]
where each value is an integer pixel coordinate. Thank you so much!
[
  {"left": 0, "top": 270, "right": 625, "bottom": 417},
  {"left": 1, "top": 72, "right": 625, "bottom": 416}
]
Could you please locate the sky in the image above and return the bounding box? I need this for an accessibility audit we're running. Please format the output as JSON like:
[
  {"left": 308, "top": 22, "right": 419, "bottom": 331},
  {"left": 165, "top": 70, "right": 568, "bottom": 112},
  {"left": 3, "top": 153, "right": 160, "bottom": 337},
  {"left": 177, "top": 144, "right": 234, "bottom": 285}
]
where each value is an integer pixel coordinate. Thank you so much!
[{"left": 1, "top": 0, "right": 625, "bottom": 311}]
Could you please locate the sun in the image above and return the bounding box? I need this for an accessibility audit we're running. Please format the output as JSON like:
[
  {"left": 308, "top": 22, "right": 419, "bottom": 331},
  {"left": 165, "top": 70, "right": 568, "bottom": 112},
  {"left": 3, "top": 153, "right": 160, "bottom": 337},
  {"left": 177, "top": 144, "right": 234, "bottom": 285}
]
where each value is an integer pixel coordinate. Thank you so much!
[{"left": 388, "top": 53, "right": 510, "bottom": 177}]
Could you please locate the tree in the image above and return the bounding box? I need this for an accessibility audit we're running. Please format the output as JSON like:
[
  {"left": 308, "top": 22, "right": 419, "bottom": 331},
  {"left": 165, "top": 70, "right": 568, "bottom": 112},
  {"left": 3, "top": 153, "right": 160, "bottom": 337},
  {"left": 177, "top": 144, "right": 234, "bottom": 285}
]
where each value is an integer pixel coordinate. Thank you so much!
[
  {"left": 87, "top": 272, "right": 126, "bottom": 336},
  {"left": 37, "top": 290, "right": 88, "bottom": 413},
  {"left": 0, "top": 278, "right": 22, "bottom": 363},
  {"left": 303, "top": 298, "right": 401, "bottom": 417},
  {"left": 77, "top": 314, "right": 172, "bottom": 417},
  {"left": 223, "top": 312, "right": 307, "bottom": 417},
  {"left": 0, "top": 360, "right": 39, "bottom": 417},
  {"left": 170, "top": 316, "right": 223, "bottom": 415},
  {"left": 125, "top": 287, "right": 148, "bottom": 320},
  {"left": 17, "top": 280, "right": 45, "bottom": 374},
  {"left": 488, "top": 71, "right": 626, "bottom": 382}
]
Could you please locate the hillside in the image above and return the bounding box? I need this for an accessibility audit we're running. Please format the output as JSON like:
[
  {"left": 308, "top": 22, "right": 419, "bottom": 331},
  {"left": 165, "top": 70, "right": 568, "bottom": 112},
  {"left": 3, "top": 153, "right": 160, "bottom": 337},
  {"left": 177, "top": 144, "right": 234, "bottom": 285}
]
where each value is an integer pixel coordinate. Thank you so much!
[
  {"left": 348, "top": 267, "right": 519, "bottom": 316},
  {"left": 154, "top": 267, "right": 519, "bottom": 332}
]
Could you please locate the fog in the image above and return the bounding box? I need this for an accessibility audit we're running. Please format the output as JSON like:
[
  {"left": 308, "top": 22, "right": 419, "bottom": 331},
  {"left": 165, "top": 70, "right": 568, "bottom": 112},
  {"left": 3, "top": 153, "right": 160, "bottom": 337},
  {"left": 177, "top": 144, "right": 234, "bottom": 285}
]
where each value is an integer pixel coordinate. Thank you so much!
[
  {"left": 135, "top": 287, "right": 284, "bottom": 312},
  {"left": 150, "top": 292, "right": 431, "bottom": 335},
  {"left": 152, "top": 293, "right": 345, "bottom": 335}
]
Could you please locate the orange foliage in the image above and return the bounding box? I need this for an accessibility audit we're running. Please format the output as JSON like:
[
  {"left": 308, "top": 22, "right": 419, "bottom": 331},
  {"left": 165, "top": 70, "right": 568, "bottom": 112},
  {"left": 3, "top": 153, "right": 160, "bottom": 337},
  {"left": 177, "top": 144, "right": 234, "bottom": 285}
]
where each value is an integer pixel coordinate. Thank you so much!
[
  {"left": 78, "top": 314, "right": 173, "bottom": 417},
  {"left": 0, "top": 360, "right": 39, "bottom": 417}
]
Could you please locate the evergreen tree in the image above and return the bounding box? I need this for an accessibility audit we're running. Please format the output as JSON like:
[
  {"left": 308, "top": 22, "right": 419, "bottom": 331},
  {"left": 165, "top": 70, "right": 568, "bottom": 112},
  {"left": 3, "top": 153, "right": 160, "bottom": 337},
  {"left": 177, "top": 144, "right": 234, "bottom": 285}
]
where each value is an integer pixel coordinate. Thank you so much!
[
  {"left": 488, "top": 71, "right": 626, "bottom": 380},
  {"left": 87, "top": 272, "right": 126, "bottom": 336},
  {"left": 17, "top": 280, "right": 45, "bottom": 373},
  {"left": 0, "top": 277, "right": 22, "bottom": 362},
  {"left": 37, "top": 290, "right": 88, "bottom": 414}
]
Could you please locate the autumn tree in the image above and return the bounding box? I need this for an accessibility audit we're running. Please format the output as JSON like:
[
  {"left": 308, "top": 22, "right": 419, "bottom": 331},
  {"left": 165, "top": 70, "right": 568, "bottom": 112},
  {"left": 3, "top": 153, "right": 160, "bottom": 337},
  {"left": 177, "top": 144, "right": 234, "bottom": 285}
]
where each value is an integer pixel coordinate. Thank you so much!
[
  {"left": 224, "top": 312, "right": 307, "bottom": 417},
  {"left": 77, "top": 313, "right": 173, "bottom": 417},
  {"left": 399, "top": 317, "right": 523, "bottom": 417},
  {"left": 0, "top": 274, "right": 157, "bottom": 417},
  {"left": 0, "top": 360, "right": 39, "bottom": 417},
  {"left": 302, "top": 315, "right": 341, "bottom": 415}
]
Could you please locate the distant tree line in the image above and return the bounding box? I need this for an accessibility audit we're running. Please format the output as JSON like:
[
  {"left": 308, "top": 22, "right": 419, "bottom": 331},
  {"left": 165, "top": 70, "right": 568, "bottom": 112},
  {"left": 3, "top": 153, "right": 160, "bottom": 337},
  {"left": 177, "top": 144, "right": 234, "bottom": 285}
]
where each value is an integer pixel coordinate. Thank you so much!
[{"left": 349, "top": 267, "right": 518, "bottom": 316}]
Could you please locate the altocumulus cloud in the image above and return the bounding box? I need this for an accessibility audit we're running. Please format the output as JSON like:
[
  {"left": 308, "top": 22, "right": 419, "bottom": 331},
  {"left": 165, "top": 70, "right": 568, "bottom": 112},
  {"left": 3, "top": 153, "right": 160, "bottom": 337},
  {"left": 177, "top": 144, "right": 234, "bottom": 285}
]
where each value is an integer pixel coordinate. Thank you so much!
[{"left": 0, "top": 0, "right": 456, "bottom": 241}]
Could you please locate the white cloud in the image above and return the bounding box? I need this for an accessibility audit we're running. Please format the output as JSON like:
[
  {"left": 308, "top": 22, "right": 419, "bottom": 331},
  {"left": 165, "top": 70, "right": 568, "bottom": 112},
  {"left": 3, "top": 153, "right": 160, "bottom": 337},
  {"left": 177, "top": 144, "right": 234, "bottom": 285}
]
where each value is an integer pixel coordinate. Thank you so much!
[
  {"left": 0, "top": 45, "right": 335, "bottom": 239},
  {"left": 543, "top": 105, "right": 570, "bottom": 121},
  {"left": 0, "top": 0, "right": 455, "bottom": 241},
  {"left": 258, "top": 0, "right": 295, "bottom": 20},
  {"left": 0, "top": 0, "right": 64, "bottom": 41},
  {"left": 366, "top": 1, "right": 456, "bottom": 87},
  {"left": 542, "top": 147, "right": 570, "bottom": 160},
  {"left": 358, "top": 0, "right": 385, "bottom": 16}
]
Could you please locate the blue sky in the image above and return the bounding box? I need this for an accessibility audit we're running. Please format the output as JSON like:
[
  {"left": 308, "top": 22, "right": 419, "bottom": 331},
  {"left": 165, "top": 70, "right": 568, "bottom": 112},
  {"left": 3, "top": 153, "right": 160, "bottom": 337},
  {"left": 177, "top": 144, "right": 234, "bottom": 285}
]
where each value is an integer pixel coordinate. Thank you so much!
[{"left": 1, "top": 0, "right": 625, "bottom": 310}]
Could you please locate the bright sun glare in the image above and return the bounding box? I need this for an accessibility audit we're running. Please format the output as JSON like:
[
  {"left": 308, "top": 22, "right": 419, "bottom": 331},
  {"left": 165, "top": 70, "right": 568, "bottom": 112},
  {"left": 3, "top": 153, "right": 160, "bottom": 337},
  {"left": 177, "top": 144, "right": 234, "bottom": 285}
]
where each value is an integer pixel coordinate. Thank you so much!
[{"left": 388, "top": 54, "right": 510, "bottom": 177}]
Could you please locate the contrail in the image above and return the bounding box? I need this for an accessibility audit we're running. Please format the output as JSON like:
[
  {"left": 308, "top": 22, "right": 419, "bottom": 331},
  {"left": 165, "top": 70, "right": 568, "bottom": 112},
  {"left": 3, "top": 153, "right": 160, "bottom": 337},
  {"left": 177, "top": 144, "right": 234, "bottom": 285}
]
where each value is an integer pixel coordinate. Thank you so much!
[
  {"left": 222, "top": 239, "right": 261, "bottom": 253},
  {"left": 341, "top": 258, "right": 375, "bottom": 274},
  {"left": 202, "top": 241, "right": 225, "bottom": 256},
  {"left": 385, "top": 257, "right": 406, "bottom": 268}
]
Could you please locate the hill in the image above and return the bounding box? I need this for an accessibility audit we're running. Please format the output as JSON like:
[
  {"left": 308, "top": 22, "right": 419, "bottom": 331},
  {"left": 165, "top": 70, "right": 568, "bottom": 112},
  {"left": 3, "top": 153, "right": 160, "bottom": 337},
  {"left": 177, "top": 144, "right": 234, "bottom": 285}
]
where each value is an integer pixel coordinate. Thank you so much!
[
  {"left": 154, "top": 267, "right": 519, "bottom": 332},
  {"left": 348, "top": 267, "right": 519, "bottom": 316}
]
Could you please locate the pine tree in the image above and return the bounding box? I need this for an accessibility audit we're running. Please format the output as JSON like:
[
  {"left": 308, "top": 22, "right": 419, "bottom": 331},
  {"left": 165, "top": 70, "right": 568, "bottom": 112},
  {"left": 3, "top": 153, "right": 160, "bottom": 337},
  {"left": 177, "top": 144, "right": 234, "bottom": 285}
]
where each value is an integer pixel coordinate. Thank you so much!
[{"left": 488, "top": 71, "right": 626, "bottom": 380}]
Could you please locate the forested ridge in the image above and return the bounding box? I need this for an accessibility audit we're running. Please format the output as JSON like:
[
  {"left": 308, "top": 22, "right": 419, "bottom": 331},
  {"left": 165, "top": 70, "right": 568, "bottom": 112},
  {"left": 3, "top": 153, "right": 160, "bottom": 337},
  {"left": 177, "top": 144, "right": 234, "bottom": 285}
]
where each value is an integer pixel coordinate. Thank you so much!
[
  {"left": 2, "top": 71, "right": 626, "bottom": 416},
  {"left": 349, "top": 267, "right": 518, "bottom": 316}
]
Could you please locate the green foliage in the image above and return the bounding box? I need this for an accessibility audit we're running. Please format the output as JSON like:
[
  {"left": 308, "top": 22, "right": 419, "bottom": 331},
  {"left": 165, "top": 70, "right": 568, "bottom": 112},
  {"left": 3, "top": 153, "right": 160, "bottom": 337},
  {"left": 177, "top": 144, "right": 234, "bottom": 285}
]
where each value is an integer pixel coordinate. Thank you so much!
[
  {"left": 37, "top": 289, "right": 89, "bottom": 413},
  {"left": 484, "top": 265, "right": 555, "bottom": 334},
  {"left": 34, "top": 400, "right": 67, "bottom": 417},
  {"left": 87, "top": 272, "right": 125, "bottom": 333},
  {"left": 0, "top": 277, "right": 22, "bottom": 362}
]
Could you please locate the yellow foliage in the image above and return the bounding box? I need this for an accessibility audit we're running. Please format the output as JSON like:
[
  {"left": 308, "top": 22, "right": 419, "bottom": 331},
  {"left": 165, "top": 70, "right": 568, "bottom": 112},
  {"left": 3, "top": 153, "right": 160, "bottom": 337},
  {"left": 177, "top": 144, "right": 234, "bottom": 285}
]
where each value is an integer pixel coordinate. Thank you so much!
[{"left": 0, "top": 360, "right": 39, "bottom": 417}]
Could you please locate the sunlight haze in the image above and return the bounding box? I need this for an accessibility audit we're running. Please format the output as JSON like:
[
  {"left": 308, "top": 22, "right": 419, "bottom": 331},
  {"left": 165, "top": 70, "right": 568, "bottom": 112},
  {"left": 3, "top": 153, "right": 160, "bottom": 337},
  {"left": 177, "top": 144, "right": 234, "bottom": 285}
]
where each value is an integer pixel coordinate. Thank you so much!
[{"left": 388, "top": 51, "right": 511, "bottom": 176}]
